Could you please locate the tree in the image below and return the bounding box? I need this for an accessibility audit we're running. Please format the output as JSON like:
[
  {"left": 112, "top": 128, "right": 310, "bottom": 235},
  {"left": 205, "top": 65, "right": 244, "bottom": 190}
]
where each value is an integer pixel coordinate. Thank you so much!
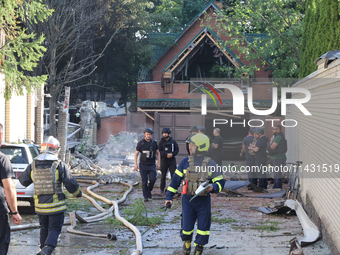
[
  {"left": 299, "top": 0, "right": 340, "bottom": 77},
  {"left": 213, "top": 0, "right": 305, "bottom": 78},
  {"left": 0, "top": 0, "right": 52, "bottom": 99},
  {"left": 24, "top": 0, "right": 120, "bottom": 136}
]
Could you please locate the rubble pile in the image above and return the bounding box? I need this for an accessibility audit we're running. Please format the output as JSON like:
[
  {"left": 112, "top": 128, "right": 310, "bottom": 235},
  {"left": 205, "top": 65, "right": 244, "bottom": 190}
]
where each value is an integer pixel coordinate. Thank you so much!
[
  {"left": 96, "top": 132, "right": 138, "bottom": 173},
  {"left": 71, "top": 132, "right": 139, "bottom": 177}
]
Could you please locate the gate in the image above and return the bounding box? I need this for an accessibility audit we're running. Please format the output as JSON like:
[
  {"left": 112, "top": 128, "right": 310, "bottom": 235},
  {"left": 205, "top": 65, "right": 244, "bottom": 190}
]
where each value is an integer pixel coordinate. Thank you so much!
[{"left": 154, "top": 112, "right": 204, "bottom": 162}]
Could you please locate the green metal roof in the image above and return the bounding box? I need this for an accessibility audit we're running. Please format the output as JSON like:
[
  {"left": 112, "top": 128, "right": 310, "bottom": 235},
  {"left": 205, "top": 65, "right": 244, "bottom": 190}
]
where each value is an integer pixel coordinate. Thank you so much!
[
  {"left": 174, "top": 1, "right": 222, "bottom": 43},
  {"left": 244, "top": 33, "right": 268, "bottom": 43},
  {"left": 149, "top": 33, "right": 179, "bottom": 65},
  {"left": 137, "top": 98, "right": 273, "bottom": 109},
  {"left": 149, "top": 1, "right": 222, "bottom": 68},
  {"left": 162, "top": 27, "right": 244, "bottom": 73}
]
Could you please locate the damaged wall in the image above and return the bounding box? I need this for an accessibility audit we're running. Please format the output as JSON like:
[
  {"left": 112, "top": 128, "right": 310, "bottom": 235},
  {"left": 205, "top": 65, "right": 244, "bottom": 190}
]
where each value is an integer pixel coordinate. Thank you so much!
[
  {"left": 97, "top": 116, "right": 127, "bottom": 145},
  {"left": 286, "top": 58, "right": 340, "bottom": 255}
]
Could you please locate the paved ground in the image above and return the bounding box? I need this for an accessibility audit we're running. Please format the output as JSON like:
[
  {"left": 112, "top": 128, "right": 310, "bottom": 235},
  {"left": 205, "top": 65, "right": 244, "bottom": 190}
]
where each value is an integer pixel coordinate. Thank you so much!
[{"left": 9, "top": 173, "right": 332, "bottom": 255}]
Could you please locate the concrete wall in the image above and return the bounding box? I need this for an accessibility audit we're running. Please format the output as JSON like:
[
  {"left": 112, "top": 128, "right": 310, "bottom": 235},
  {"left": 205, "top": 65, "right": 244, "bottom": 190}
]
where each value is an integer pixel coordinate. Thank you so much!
[{"left": 286, "top": 58, "right": 340, "bottom": 254}]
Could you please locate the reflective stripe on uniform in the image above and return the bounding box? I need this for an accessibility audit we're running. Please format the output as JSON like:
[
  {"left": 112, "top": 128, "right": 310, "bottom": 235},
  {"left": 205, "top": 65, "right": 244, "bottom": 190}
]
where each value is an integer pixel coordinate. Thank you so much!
[
  {"left": 182, "top": 230, "right": 194, "bottom": 235},
  {"left": 194, "top": 243, "right": 205, "bottom": 247},
  {"left": 197, "top": 230, "right": 210, "bottom": 235},
  {"left": 212, "top": 175, "right": 224, "bottom": 183},
  {"left": 217, "top": 182, "right": 222, "bottom": 192},
  {"left": 72, "top": 187, "right": 81, "bottom": 197},
  {"left": 183, "top": 169, "right": 187, "bottom": 174},
  {"left": 175, "top": 169, "right": 183, "bottom": 177},
  {"left": 31, "top": 170, "right": 34, "bottom": 182},
  {"left": 167, "top": 186, "right": 177, "bottom": 193},
  {"left": 35, "top": 200, "right": 66, "bottom": 208},
  {"left": 35, "top": 205, "right": 67, "bottom": 213}
]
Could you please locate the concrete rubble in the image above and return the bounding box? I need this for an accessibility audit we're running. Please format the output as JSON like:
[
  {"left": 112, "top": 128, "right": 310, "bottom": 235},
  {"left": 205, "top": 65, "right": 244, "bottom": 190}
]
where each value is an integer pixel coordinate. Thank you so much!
[{"left": 70, "top": 131, "right": 139, "bottom": 177}]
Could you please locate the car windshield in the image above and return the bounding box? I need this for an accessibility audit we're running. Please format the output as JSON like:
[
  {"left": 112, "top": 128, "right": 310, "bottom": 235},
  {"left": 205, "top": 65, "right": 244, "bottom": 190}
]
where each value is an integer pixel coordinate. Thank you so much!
[
  {"left": 0, "top": 146, "right": 28, "bottom": 164},
  {"left": 29, "top": 146, "right": 39, "bottom": 159}
]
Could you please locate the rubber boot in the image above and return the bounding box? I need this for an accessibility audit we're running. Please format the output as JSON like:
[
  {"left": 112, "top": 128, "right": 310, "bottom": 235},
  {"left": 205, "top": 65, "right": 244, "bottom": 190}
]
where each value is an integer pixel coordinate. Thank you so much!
[
  {"left": 37, "top": 245, "right": 54, "bottom": 255},
  {"left": 182, "top": 240, "right": 191, "bottom": 255},
  {"left": 193, "top": 244, "right": 204, "bottom": 255}
]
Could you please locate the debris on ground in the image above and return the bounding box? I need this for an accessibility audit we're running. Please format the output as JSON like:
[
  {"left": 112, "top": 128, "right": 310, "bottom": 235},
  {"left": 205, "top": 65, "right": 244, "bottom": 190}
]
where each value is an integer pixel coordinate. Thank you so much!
[{"left": 70, "top": 131, "right": 139, "bottom": 178}]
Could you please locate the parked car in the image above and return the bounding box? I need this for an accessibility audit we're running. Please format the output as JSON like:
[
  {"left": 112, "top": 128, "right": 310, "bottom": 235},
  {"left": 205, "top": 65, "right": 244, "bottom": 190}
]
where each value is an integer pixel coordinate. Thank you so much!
[{"left": 0, "top": 143, "right": 39, "bottom": 206}]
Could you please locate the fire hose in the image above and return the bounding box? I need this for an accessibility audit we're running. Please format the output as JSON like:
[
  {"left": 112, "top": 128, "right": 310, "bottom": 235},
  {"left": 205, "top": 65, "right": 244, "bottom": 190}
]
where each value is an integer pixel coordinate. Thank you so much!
[
  {"left": 75, "top": 179, "right": 143, "bottom": 255},
  {"left": 11, "top": 178, "right": 143, "bottom": 255}
]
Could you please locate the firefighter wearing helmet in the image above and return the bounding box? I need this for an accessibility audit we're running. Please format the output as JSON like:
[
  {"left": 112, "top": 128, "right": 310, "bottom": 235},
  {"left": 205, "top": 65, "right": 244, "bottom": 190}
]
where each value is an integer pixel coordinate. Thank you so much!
[
  {"left": 19, "top": 136, "right": 82, "bottom": 255},
  {"left": 165, "top": 133, "right": 225, "bottom": 255}
]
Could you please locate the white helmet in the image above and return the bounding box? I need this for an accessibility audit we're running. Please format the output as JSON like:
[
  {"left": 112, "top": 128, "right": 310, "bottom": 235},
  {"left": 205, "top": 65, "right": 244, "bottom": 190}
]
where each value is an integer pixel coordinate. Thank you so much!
[{"left": 41, "top": 136, "right": 60, "bottom": 155}]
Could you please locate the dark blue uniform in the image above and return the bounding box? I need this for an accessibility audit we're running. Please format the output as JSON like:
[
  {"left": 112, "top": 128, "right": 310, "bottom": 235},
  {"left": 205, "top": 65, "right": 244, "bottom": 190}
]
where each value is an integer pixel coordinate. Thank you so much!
[
  {"left": 166, "top": 155, "right": 225, "bottom": 246},
  {"left": 19, "top": 160, "right": 81, "bottom": 249},
  {"left": 158, "top": 137, "right": 179, "bottom": 192},
  {"left": 136, "top": 139, "right": 158, "bottom": 200}
]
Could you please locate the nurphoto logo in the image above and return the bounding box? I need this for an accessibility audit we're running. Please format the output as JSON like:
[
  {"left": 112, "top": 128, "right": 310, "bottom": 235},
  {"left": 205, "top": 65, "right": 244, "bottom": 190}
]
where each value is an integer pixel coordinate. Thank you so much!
[{"left": 199, "top": 84, "right": 312, "bottom": 128}]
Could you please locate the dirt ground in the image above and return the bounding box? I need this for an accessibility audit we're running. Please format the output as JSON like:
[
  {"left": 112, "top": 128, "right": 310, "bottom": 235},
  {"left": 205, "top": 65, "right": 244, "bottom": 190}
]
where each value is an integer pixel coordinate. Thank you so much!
[{"left": 8, "top": 172, "right": 332, "bottom": 255}]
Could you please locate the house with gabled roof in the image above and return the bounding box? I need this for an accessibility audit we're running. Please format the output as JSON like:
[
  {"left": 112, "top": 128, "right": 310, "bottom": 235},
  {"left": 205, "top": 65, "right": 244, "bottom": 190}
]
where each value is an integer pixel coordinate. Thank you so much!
[{"left": 134, "top": 0, "right": 276, "bottom": 161}]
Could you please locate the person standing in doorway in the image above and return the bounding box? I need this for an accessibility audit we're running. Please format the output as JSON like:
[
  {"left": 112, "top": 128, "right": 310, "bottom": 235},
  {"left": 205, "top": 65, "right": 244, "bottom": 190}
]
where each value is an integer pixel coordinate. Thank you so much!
[
  {"left": 0, "top": 123, "right": 22, "bottom": 255},
  {"left": 134, "top": 128, "right": 160, "bottom": 202},
  {"left": 158, "top": 128, "right": 179, "bottom": 194}
]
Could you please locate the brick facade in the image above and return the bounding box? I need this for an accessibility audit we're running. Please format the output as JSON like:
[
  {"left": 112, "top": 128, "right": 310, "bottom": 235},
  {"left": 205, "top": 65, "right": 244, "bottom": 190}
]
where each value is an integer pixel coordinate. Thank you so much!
[
  {"left": 138, "top": 5, "right": 272, "bottom": 103},
  {"left": 97, "top": 116, "right": 127, "bottom": 145},
  {"left": 137, "top": 82, "right": 274, "bottom": 101},
  {"left": 151, "top": 6, "right": 271, "bottom": 82}
]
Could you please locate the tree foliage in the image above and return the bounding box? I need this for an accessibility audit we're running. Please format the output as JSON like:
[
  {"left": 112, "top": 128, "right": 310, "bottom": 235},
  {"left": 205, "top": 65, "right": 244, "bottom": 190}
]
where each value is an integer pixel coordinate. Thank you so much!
[
  {"left": 0, "top": 0, "right": 52, "bottom": 99},
  {"left": 213, "top": 0, "right": 305, "bottom": 78},
  {"left": 299, "top": 0, "right": 340, "bottom": 77}
]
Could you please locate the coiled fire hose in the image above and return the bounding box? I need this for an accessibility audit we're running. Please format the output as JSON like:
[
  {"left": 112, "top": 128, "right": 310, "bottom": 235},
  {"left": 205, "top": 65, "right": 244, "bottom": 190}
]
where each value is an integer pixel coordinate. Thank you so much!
[
  {"left": 75, "top": 179, "right": 143, "bottom": 255},
  {"left": 11, "top": 178, "right": 143, "bottom": 255}
]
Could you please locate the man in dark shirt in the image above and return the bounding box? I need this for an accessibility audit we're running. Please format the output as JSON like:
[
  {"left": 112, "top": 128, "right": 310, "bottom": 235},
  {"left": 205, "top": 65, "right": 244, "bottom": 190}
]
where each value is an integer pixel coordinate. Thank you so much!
[
  {"left": 248, "top": 127, "right": 269, "bottom": 189},
  {"left": 134, "top": 128, "right": 160, "bottom": 202},
  {"left": 197, "top": 126, "right": 212, "bottom": 145},
  {"left": 240, "top": 128, "right": 255, "bottom": 183},
  {"left": 0, "top": 123, "right": 22, "bottom": 255},
  {"left": 186, "top": 126, "right": 198, "bottom": 156},
  {"left": 158, "top": 127, "right": 179, "bottom": 194},
  {"left": 269, "top": 125, "right": 287, "bottom": 189},
  {"left": 210, "top": 128, "right": 224, "bottom": 166}
]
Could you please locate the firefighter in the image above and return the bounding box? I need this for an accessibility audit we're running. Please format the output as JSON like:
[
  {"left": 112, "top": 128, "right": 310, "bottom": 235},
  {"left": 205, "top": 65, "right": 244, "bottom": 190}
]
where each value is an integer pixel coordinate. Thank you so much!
[
  {"left": 19, "top": 136, "right": 82, "bottom": 255},
  {"left": 158, "top": 127, "right": 179, "bottom": 194},
  {"left": 134, "top": 128, "right": 160, "bottom": 202},
  {"left": 165, "top": 133, "right": 225, "bottom": 255}
]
